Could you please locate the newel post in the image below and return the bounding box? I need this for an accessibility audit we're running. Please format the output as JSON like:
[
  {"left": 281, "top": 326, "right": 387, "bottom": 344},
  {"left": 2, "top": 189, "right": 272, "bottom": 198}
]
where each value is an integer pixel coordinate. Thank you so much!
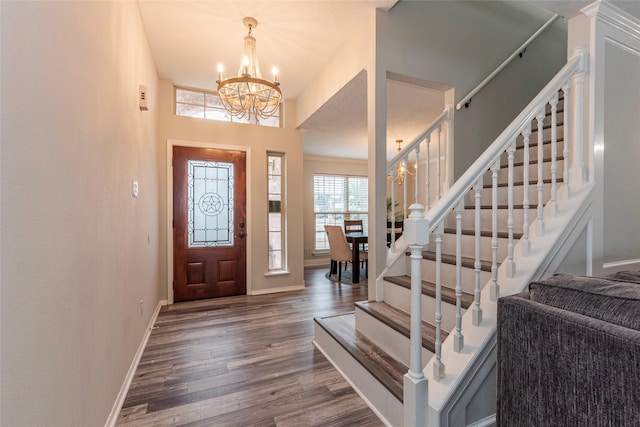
[
  {"left": 569, "top": 45, "right": 589, "bottom": 191},
  {"left": 403, "top": 204, "right": 429, "bottom": 427}
]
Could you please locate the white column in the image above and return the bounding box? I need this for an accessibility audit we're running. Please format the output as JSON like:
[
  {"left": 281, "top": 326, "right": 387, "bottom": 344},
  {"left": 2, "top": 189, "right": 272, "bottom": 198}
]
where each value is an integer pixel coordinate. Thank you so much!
[{"left": 569, "top": 46, "right": 588, "bottom": 191}]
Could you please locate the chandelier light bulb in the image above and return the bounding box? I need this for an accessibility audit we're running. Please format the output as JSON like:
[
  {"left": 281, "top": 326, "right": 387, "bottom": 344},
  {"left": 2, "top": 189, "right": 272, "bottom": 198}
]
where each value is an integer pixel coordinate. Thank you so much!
[
  {"left": 272, "top": 66, "right": 278, "bottom": 83},
  {"left": 217, "top": 63, "right": 224, "bottom": 81}
]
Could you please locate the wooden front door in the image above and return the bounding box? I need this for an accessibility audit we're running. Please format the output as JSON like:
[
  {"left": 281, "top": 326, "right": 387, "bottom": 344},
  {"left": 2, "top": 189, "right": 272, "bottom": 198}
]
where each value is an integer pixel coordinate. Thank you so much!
[{"left": 173, "top": 146, "right": 247, "bottom": 302}]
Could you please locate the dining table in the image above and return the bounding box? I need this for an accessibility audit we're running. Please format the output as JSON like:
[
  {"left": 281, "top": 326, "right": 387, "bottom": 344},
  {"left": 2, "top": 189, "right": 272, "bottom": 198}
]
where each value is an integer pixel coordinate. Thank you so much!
[{"left": 345, "top": 231, "right": 368, "bottom": 283}]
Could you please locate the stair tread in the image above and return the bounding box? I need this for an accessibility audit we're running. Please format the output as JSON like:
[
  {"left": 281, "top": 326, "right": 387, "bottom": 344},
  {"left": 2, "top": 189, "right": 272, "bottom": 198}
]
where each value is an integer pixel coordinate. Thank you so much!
[
  {"left": 421, "top": 250, "right": 493, "bottom": 272},
  {"left": 315, "top": 313, "right": 405, "bottom": 402},
  {"left": 355, "top": 301, "right": 447, "bottom": 354},
  {"left": 383, "top": 275, "right": 474, "bottom": 309},
  {"left": 442, "top": 227, "right": 523, "bottom": 240}
]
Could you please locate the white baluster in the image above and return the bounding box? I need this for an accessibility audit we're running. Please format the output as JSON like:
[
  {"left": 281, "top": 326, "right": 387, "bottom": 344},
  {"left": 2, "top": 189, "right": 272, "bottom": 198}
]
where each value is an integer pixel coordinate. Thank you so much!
[
  {"left": 536, "top": 108, "right": 545, "bottom": 235},
  {"left": 437, "top": 125, "right": 442, "bottom": 201},
  {"left": 426, "top": 136, "right": 431, "bottom": 209},
  {"left": 433, "top": 222, "right": 445, "bottom": 380},
  {"left": 403, "top": 154, "right": 408, "bottom": 220},
  {"left": 403, "top": 204, "right": 428, "bottom": 426},
  {"left": 521, "top": 124, "right": 531, "bottom": 257},
  {"left": 550, "top": 94, "right": 559, "bottom": 216},
  {"left": 562, "top": 83, "right": 570, "bottom": 199},
  {"left": 490, "top": 158, "right": 500, "bottom": 301},
  {"left": 472, "top": 179, "right": 482, "bottom": 326},
  {"left": 454, "top": 199, "right": 464, "bottom": 352},
  {"left": 414, "top": 145, "right": 421, "bottom": 206},
  {"left": 390, "top": 168, "right": 397, "bottom": 250},
  {"left": 506, "top": 140, "right": 516, "bottom": 278}
]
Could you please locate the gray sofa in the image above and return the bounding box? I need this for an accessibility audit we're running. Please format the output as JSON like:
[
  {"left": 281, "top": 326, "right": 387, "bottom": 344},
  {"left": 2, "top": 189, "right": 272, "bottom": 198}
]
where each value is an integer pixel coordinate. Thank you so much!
[{"left": 496, "top": 271, "right": 640, "bottom": 426}]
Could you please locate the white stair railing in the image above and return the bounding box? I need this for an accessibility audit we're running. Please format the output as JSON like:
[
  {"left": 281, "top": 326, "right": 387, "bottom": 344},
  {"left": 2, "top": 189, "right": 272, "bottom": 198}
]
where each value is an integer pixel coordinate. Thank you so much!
[
  {"left": 403, "top": 45, "right": 587, "bottom": 409},
  {"left": 387, "top": 106, "right": 452, "bottom": 251}
]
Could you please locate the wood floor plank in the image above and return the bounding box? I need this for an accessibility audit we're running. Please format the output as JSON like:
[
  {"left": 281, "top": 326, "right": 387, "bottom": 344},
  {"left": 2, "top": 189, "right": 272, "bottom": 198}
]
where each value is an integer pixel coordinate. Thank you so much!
[{"left": 117, "top": 267, "right": 383, "bottom": 426}]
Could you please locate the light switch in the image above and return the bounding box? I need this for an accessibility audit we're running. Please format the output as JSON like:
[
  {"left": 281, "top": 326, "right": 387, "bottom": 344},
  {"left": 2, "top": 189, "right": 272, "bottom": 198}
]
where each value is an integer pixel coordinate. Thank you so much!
[{"left": 132, "top": 180, "right": 139, "bottom": 198}]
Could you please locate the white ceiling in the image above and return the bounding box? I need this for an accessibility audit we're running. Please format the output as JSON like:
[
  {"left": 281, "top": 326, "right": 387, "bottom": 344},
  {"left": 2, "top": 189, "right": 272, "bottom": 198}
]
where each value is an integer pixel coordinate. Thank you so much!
[{"left": 138, "top": 0, "right": 640, "bottom": 160}]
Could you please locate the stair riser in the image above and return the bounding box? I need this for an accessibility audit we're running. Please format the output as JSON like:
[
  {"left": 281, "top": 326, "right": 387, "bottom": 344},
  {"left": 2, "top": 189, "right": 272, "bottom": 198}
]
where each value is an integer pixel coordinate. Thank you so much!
[
  {"left": 426, "top": 233, "right": 508, "bottom": 261},
  {"left": 313, "top": 322, "right": 403, "bottom": 427},
  {"left": 447, "top": 208, "right": 526, "bottom": 234},
  {"left": 465, "top": 181, "right": 554, "bottom": 206},
  {"left": 409, "top": 258, "right": 492, "bottom": 294},
  {"left": 503, "top": 138, "right": 565, "bottom": 165},
  {"left": 355, "top": 306, "right": 434, "bottom": 367},
  {"left": 383, "top": 281, "right": 461, "bottom": 332},
  {"left": 516, "top": 123, "right": 565, "bottom": 146}
]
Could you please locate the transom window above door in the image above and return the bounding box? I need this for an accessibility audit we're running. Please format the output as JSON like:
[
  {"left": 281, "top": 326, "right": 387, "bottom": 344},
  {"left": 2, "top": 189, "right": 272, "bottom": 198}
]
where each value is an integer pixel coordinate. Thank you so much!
[{"left": 175, "top": 86, "right": 281, "bottom": 128}]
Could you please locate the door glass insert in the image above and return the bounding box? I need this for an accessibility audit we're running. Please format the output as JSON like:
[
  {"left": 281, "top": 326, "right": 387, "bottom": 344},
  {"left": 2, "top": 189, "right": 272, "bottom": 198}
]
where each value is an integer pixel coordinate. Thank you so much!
[{"left": 187, "top": 160, "right": 234, "bottom": 248}]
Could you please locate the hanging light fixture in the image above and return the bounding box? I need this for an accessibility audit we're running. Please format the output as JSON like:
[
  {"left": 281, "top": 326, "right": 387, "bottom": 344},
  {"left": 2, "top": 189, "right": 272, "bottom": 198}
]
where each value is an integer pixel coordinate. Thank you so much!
[
  {"left": 394, "top": 139, "right": 415, "bottom": 184},
  {"left": 216, "top": 17, "right": 282, "bottom": 122}
]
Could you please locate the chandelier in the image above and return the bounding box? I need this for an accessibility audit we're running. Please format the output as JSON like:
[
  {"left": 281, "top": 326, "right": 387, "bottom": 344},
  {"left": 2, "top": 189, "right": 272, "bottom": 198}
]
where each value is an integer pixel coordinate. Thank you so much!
[
  {"left": 394, "top": 139, "right": 415, "bottom": 184},
  {"left": 216, "top": 17, "right": 282, "bottom": 122}
]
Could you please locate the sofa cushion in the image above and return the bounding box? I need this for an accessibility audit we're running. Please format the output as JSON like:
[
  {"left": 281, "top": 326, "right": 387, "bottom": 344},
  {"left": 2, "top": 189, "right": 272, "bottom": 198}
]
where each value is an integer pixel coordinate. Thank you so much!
[
  {"left": 529, "top": 273, "right": 640, "bottom": 331},
  {"left": 607, "top": 270, "right": 640, "bottom": 284}
]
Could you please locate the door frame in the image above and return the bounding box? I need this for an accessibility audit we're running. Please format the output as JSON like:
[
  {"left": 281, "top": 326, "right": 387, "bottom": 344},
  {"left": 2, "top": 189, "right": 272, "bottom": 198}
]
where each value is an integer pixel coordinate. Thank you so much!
[{"left": 166, "top": 139, "right": 252, "bottom": 304}]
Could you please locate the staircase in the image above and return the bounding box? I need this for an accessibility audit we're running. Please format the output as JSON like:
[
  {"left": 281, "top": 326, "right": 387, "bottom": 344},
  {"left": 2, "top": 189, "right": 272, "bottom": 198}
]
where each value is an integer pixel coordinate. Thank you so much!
[{"left": 314, "top": 47, "right": 595, "bottom": 426}]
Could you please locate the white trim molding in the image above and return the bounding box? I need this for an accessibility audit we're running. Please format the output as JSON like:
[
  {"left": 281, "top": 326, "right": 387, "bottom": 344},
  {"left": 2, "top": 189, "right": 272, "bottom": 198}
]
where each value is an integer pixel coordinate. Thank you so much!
[
  {"left": 582, "top": 1, "right": 640, "bottom": 40},
  {"left": 105, "top": 300, "right": 167, "bottom": 427}
]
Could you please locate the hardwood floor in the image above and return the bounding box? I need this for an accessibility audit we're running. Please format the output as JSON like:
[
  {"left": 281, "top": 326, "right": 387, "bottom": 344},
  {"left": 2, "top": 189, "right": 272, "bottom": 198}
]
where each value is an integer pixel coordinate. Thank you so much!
[{"left": 117, "top": 267, "right": 384, "bottom": 426}]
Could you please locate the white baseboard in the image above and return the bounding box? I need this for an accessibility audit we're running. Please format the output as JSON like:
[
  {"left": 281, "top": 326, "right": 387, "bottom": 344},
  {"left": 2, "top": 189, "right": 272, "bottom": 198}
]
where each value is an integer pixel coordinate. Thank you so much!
[
  {"left": 304, "top": 259, "right": 330, "bottom": 268},
  {"left": 104, "top": 299, "right": 166, "bottom": 427},
  {"left": 251, "top": 285, "right": 305, "bottom": 295}
]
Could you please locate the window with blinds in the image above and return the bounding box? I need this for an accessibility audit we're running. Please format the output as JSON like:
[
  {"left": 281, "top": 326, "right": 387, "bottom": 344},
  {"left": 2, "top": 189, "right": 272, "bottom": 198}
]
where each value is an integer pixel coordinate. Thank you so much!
[{"left": 313, "top": 174, "right": 368, "bottom": 251}]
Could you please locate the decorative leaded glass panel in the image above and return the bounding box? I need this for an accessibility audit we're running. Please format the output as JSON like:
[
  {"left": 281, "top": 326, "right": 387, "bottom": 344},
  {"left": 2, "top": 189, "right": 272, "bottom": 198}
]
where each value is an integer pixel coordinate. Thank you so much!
[{"left": 187, "top": 160, "right": 234, "bottom": 248}]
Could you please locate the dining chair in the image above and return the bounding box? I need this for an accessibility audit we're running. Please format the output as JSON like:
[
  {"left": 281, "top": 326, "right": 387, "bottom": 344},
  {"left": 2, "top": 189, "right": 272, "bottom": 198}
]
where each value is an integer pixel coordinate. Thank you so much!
[
  {"left": 325, "top": 225, "right": 367, "bottom": 281},
  {"left": 344, "top": 219, "right": 366, "bottom": 251},
  {"left": 343, "top": 219, "right": 364, "bottom": 233}
]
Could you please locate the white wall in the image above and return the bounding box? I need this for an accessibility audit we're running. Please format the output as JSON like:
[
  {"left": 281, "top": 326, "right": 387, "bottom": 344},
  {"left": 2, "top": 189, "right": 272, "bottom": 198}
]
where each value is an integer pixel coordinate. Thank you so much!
[
  {"left": 1, "top": 2, "right": 161, "bottom": 425},
  {"left": 158, "top": 80, "right": 305, "bottom": 294},
  {"left": 570, "top": 2, "right": 640, "bottom": 275},
  {"left": 602, "top": 41, "right": 640, "bottom": 268}
]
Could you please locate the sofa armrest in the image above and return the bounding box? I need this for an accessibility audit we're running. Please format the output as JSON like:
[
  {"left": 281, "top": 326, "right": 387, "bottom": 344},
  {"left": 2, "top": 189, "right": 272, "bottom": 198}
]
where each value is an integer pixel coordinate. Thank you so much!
[{"left": 497, "top": 293, "right": 640, "bottom": 426}]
